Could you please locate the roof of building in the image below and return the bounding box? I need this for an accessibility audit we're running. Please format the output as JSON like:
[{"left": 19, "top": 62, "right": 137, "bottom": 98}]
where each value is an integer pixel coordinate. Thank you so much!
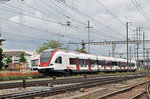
[{"left": 4, "top": 51, "right": 31, "bottom": 57}]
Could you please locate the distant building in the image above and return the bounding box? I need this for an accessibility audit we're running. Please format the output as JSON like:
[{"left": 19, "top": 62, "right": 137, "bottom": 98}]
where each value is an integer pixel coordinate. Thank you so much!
[{"left": 4, "top": 51, "right": 32, "bottom": 66}]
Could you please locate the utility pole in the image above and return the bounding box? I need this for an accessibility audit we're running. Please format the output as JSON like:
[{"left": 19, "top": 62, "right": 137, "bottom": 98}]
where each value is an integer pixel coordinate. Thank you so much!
[
  {"left": 143, "top": 32, "right": 145, "bottom": 70},
  {"left": 134, "top": 36, "right": 136, "bottom": 61},
  {"left": 59, "top": 32, "right": 61, "bottom": 43},
  {"left": 109, "top": 50, "right": 110, "bottom": 57},
  {"left": 147, "top": 49, "right": 149, "bottom": 70},
  {"left": 126, "top": 22, "right": 129, "bottom": 67},
  {"left": 130, "top": 46, "right": 132, "bottom": 68},
  {"left": 112, "top": 42, "right": 116, "bottom": 57},
  {"left": 138, "top": 27, "right": 142, "bottom": 42},
  {"left": 81, "top": 40, "right": 85, "bottom": 50},
  {"left": 138, "top": 27, "right": 142, "bottom": 67},
  {"left": 85, "top": 21, "right": 92, "bottom": 53},
  {"left": 136, "top": 28, "right": 139, "bottom": 69}
]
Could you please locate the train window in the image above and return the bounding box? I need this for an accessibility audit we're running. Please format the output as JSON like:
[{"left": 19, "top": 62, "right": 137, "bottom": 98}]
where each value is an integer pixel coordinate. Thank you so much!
[
  {"left": 112, "top": 61, "right": 117, "bottom": 66},
  {"left": 84, "top": 60, "right": 88, "bottom": 67},
  {"left": 121, "top": 62, "right": 124, "bottom": 67},
  {"left": 55, "top": 57, "right": 62, "bottom": 64},
  {"left": 79, "top": 59, "right": 84, "bottom": 67},
  {"left": 69, "top": 58, "right": 76, "bottom": 65},
  {"left": 106, "top": 61, "right": 110, "bottom": 66},
  {"left": 41, "top": 51, "right": 53, "bottom": 63},
  {"left": 131, "top": 63, "right": 135, "bottom": 67},
  {"left": 98, "top": 60, "right": 104, "bottom": 66},
  {"left": 91, "top": 60, "right": 97, "bottom": 67}
]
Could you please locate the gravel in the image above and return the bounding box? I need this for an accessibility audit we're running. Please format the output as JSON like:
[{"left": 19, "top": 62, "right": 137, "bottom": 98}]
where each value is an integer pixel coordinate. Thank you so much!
[{"left": 0, "top": 77, "right": 148, "bottom": 99}]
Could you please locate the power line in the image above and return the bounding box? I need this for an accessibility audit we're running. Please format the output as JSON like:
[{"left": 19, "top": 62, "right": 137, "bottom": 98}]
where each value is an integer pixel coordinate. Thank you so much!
[
  {"left": 0, "top": 0, "right": 9, "bottom": 4},
  {"left": 96, "top": 0, "right": 125, "bottom": 25},
  {"left": 21, "top": 0, "right": 121, "bottom": 40},
  {"left": 54, "top": 0, "right": 126, "bottom": 39},
  {"left": 0, "top": 18, "right": 56, "bottom": 34},
  {"left": 1, "top": 30, "right": 47, "bottom": 41},
  {"left": 0, "top": 6, "right": 66, "bottom": 25},
  {"left": 131, "top": 0, "right": 150, "bottom": 23}
]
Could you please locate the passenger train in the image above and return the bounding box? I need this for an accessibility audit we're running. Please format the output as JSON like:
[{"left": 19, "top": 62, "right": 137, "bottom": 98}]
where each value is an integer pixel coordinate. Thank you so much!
[{"left": 38, "top": 49, "right": 137, "bottom": 75}]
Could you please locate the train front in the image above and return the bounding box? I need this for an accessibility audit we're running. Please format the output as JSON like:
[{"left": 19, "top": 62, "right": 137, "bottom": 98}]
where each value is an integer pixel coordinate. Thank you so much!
[{"left": 38, "top": 49, "right": 55, "bottom": 74}]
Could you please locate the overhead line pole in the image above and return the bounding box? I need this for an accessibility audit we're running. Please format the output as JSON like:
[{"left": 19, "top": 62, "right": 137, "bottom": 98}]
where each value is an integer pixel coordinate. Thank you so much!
[
  {"left": 143, "top": 32, "right": 145, "bottom": 70},
  {"left": 130, "top": 46, "right": 132, "bottom": 67},
  {"left": 138, "top": 27, "right": 142, "bottom": 67},
  {"left": 126, "top": 22, "right": 129, "bottom": 68},
  {"left": 85, "top": 21, "right": 92, "bottom": 53},
  {"left": 136, "top": 28, "right": 139, "bottom": 69}
]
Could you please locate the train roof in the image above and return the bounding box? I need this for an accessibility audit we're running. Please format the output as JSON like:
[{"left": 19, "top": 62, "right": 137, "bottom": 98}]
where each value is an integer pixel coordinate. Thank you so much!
[{"left": 43, "top": 49, "right": 135, "bottom": 62}]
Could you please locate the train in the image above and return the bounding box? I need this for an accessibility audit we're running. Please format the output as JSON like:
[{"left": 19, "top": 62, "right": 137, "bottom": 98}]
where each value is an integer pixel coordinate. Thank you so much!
[{"left": 38, "top": 49, "right": 137, "bottom": 75}]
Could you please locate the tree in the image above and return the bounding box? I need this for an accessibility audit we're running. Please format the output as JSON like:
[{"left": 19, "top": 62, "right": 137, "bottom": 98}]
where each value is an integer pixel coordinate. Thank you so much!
[
  {"left": 36, "top": 40, "right": 69, "bottom": 54},
  {"left": 19, "top": 51, "right": 27, "bottom": 63},
  {"left": 5, "top": 56, "right": 12, "bottom": 65},
  {"left": 0, "top": 48, "right": 4, "bottom": 70},
  {"left": 76, "top": 48, "right": 87, "bottom": 53}
]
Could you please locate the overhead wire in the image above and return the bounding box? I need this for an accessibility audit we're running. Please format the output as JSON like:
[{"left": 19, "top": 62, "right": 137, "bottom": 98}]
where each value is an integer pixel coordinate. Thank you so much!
[
  {"left": 42, "top": 0, "right": 126, "bottom": 40},
  {"left": 0, "top": 7, "right": 66, "bottom": 25},
  {"left": 1, "top": 30, "right": 47, "bottom": 41},
  {"left": 95, "top": 0, "right": 138, "bottom": 37},
  {"left": 96, "top": 0, "right": 125, "bottom": 26},
  {"left": 1, "top": 0, "right": 127, "bottom": 43},
  {"left": 131, "top": 0, "right": 150, "bottom": 23},
  {"left": 22, "top": 0, "right": 65, "bottom": 21},
  {"left": 54, "top": 0, "right": 126, "bottom": 39},
  {"left": 0, "top": 18, "right": 56, "bottom": 34},
  {"left": 37, "top": 0, "right": 115, "bottom": 40},
  {"left": 20, "top": 0, "right": 124, "bottom": 40}
]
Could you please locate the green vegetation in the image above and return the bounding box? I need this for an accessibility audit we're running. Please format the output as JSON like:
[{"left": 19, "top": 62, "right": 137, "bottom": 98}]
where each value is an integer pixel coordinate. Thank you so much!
[
  {"left": 0, "top": 48, "right": 4, "bottom": 70},
  {"left": 122, "top": 80, "right": 128, "bottom": 85},
  {"left": 19, "top": 51, "right": 27, "bottom": 63},
  {"left": 36, "top": 40, "right": 69, "bottom": 54},
  {"left": 76, "top": 48, "right": 87, "bottom": 53},
  {"left": 5, "top": 56, "right": 12, "bottom": 64},
  {"left": 90, "top": 93, "right": 94, "bottom": 99}
]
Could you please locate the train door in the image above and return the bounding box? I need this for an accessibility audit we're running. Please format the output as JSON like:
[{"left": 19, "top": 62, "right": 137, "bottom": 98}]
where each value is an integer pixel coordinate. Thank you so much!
[
  {"left": 123, "top": 62, "right": 126, "bottom": 70},
  {"left": 63, "top": 55, "right": 69, "bottom": 69},
  {"left": 110, "top": 61, "right": 112, "bottom": 70},
  {"left": 88, "top": 59, "right": 91, "bottom": 70},
  {"left": 104, "top": 60, "right": 106, "bottom": 70},
  {"left": 79, "top": 59, "right": 88, "bottom": 71},
  {"left": 76, "top": 57, "right": 80, "bottom": 70},
  {"left": 119, "top": 62, "right": 122, "bottom": 71},
  {"left": 54, "top": 56, "right": 63, "bottom": 70}
]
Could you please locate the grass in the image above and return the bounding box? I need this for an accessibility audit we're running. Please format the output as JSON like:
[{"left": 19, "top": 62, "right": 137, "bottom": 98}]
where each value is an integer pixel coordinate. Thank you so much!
[{"left": 122, "top": 80, "right": 128, "bottom": 85}]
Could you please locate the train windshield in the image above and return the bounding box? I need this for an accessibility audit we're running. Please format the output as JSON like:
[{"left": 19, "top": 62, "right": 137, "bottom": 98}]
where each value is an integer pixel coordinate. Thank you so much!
[{"left": 41, "top": 51, "right": 53, "bottom": 63}]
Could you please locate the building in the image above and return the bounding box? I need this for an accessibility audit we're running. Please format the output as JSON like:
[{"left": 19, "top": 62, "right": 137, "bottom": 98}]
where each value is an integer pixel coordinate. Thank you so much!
[{"left": 4, "top": 51, "right": 32, "bottom": 66}]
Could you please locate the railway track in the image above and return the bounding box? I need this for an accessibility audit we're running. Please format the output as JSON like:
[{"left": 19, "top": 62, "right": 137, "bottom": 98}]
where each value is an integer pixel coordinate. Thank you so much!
[
  {"left": 97, "top": 77, "right": 150, "bottom": 99},
  {"left": 0, "top": 73, "right": 140, "bottom": 90},
  {"left": 0, "top": 74, "right": 145, "bottom": 99},
  {"left": 131, "top": 82, "right": 150, "bottom": 99}
]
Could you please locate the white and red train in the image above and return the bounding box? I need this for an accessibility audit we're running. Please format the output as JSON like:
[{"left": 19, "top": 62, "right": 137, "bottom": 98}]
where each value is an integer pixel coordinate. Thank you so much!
[{"left": 38, "top": 49, "right": 137, "bottom": 75}]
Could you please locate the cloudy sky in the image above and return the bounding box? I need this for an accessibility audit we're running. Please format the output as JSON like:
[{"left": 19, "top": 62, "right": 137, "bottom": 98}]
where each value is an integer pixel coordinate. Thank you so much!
[{"left": 0, "top": 0, "right": 150, "bottom": 59}]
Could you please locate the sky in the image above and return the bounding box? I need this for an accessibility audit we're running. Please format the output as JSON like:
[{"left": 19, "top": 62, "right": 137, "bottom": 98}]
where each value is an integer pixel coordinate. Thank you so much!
[{"left": 0, "top": 0, "right": 150, "bottom": 59}]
